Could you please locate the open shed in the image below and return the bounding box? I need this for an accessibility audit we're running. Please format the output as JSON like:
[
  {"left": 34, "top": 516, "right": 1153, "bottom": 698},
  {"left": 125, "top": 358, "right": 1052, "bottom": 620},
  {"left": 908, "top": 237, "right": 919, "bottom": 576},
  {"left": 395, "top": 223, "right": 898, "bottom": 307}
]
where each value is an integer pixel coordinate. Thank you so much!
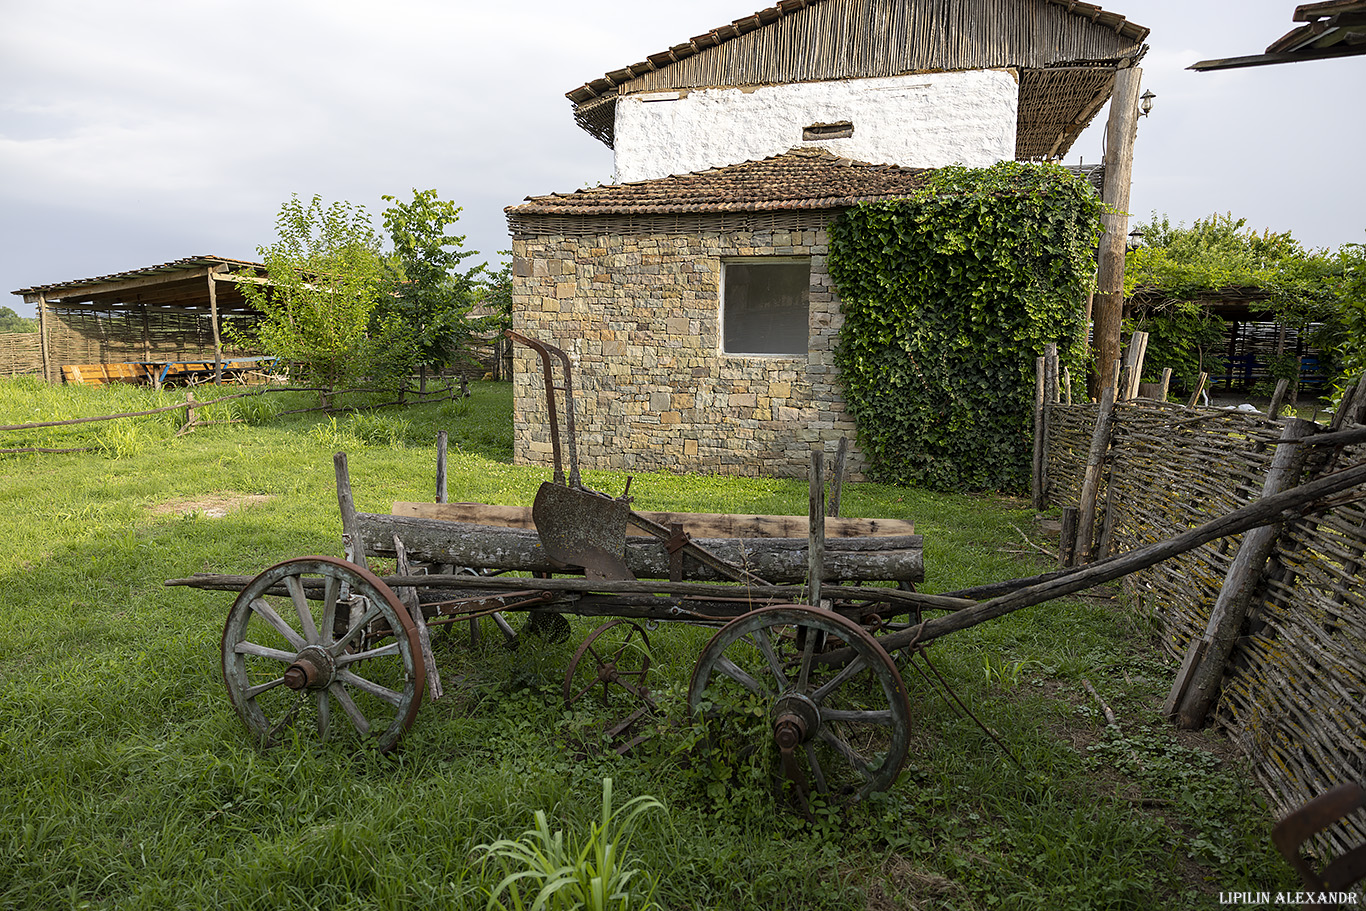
[{"left": 12, "top": 256, "right": 267, "bottom": 385}]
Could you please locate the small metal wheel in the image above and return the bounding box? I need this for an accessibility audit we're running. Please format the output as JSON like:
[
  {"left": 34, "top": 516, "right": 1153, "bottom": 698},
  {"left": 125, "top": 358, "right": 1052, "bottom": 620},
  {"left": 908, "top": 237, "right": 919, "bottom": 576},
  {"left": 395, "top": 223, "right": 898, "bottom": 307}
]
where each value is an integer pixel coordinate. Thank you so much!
[
  {"left": 563, "top": 619, "right": 653, "bottom": 709},
  {"left": 688, "top": 604, "right": 912, "bottom": 814},
  {"left": 221, "top": 556, "right": 426, "bottom": 753}
]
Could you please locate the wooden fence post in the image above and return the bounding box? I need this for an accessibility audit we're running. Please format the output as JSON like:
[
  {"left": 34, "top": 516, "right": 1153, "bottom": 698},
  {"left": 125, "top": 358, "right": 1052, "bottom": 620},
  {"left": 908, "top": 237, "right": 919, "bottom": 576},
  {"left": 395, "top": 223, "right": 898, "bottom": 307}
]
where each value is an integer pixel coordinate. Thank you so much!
[
  {"left": 1186, "top": 372, "right": 1209, "bottom": 409},
  {"left": 334, "top": 451, "right": 367, "bottom": 571},
  {"left": 1169, "top": 418, "right": 1316, "bottom": 729},
  {"left": 1059, "top": 506, "right": 1079, "bottom": 568},
  {"left": 828, "top": 436, "right": 849, "bottom": 519},
  {"left": 1267, "top": 378, "right": 1291, "bottom": 420},
  {"left": 1076, "top": 382, "right": 1117, "bottom": 562},
  {"left": 808, "top": 447, "right": 825, "bottom": 608},
  {"left": 1032, "top": 355, "right": 1047, "bottom": 510}
]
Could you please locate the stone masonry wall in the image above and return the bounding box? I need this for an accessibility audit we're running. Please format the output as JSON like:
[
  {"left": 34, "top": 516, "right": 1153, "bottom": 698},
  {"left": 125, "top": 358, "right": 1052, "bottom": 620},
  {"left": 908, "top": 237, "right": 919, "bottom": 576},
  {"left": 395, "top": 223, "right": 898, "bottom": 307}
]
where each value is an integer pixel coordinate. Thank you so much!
[{"left": 509, "top": 214, "right": 867, "bottom": 480}]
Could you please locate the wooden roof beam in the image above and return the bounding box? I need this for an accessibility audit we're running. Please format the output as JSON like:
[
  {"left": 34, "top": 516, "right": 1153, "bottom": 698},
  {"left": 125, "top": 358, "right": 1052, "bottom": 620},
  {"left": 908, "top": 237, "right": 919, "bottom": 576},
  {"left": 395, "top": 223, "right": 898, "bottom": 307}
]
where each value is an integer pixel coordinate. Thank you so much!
[{"left": 25, "top": 266, "right": 214, "bottom": 302}]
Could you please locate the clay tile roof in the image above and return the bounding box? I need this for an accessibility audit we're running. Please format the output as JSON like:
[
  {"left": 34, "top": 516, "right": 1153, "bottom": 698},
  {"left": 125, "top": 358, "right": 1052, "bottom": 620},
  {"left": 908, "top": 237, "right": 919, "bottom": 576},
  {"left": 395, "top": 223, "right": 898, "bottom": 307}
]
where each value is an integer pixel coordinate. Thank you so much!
[{"left": 506, "top": 147, "right": 933, "bottom": 217}]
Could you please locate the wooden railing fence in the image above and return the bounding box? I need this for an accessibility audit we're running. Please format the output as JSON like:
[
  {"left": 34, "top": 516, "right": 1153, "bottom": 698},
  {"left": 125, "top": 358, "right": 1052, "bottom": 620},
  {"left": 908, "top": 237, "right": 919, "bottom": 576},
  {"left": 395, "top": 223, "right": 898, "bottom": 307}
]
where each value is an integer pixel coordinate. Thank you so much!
[{"left": 1038, "top": 357, "right": 1366, "bottom": 864}]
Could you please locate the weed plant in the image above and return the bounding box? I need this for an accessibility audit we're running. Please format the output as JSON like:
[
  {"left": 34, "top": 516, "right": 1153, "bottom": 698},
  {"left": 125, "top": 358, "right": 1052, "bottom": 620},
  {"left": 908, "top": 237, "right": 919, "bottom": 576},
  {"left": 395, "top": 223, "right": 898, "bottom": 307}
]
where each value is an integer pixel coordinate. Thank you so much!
[{"left": 0, "top": 377, "right": 1297, "bottom": 909}]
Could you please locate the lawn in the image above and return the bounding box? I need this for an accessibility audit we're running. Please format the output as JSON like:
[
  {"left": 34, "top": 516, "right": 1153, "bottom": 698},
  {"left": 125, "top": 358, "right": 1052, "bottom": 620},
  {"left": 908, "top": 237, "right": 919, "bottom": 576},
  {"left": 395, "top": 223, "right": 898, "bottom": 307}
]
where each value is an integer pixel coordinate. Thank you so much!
[{"left": 0, "top": 377, "right": 1296, "bottom": 909}]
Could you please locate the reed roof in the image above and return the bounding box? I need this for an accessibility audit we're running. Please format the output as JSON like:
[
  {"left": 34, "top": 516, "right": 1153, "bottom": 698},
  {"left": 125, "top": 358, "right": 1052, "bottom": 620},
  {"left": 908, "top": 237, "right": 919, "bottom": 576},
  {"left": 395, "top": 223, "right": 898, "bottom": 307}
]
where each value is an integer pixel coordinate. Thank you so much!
[
  {"left": 567, "top": 0, "right": 1149, "bottom": 160},
  {"left": 13, "top": 255, "right": 266, "bottom": 313}
]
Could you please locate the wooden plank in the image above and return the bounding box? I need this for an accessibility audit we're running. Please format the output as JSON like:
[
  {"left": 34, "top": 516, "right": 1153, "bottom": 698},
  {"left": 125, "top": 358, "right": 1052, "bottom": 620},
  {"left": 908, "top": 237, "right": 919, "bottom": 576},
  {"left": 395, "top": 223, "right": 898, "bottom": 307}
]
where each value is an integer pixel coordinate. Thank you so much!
[{"left": 391, "top": 501, "right": 916, "bottom": 538}]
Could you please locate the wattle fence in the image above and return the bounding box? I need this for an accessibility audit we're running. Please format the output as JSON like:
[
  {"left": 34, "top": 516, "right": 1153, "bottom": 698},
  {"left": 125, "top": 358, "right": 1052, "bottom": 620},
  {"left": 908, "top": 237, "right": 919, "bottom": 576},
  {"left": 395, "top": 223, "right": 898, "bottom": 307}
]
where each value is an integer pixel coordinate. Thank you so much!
[{"left": 1040, "top": 371, "right": 1366, "bottom": 864}]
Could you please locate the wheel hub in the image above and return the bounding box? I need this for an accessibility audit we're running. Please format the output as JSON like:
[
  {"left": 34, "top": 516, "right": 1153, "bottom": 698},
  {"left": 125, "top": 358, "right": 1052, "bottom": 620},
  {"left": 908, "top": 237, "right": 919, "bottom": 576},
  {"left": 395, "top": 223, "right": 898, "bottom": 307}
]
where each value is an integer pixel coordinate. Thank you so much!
[
  {"left": 283, "top": 645, "right": 336, "bottom": 691},
  {"left": 772, "top": 692, "right": 821, "bottom": 745}
]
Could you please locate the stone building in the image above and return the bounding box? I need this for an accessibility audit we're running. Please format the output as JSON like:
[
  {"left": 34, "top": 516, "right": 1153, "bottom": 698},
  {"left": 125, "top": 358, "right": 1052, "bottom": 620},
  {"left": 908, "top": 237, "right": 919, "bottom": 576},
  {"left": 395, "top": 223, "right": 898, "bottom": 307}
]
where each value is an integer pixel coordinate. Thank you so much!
[{"left": 508, "top": 0, "right": 1148, "bottom": 478}]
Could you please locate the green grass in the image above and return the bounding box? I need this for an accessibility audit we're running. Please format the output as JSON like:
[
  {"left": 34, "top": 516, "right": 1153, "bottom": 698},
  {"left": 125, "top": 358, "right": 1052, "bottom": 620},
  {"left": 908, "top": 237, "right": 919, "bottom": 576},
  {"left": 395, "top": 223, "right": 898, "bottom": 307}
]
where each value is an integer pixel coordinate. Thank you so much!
[{"left": 0, "top": 377, "right": 1296, "bottom": 910}]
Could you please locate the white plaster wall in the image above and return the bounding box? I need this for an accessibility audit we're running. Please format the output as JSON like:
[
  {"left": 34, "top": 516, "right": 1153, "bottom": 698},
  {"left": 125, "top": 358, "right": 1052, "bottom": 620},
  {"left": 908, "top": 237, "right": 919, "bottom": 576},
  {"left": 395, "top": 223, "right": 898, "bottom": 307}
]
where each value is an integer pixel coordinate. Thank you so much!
[{"left": 613, "top": 69, "right": 1019, "bottom": 183}]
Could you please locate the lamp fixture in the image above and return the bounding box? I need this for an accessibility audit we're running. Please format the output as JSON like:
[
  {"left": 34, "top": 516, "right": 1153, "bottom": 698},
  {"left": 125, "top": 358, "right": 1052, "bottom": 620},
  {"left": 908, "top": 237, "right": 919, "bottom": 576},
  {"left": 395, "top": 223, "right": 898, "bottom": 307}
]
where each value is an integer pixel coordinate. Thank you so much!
[{"left": 1139, "top": 89, "right": 1156, "bottom": 117}]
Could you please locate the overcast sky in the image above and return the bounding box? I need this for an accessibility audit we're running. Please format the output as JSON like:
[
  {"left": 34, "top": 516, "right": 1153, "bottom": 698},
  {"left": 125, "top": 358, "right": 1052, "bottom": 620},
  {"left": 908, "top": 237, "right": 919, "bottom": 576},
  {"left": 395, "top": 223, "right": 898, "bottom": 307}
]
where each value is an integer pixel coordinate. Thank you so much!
[{"left": 3, "top": 0, "right": 1362, "bottom": 316}]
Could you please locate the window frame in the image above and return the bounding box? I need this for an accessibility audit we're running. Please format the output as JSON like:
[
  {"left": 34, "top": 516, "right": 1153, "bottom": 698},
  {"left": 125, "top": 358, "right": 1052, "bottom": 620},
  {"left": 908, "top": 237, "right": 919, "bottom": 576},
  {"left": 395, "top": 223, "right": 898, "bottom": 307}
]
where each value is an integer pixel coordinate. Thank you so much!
[{"left": 719, "top": 256, "right": 812, "bottom": 357}]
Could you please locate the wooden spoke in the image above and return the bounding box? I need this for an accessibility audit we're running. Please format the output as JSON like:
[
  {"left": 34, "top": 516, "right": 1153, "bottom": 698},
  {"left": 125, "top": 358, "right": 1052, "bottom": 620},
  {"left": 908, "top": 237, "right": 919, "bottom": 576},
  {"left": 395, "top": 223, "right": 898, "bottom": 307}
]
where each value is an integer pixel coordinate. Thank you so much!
[
  {"left": 817, "top": 727, "right": 875, "bottom": 778},
  {"left": 315, "top": 689, "right": 330, "bottom": 741},
  {"left": 320, "top": 575, "right": 340, "bottom": 647},
  {"left": 247, "top": 597, "right": 306, "bottom": 651},
  {"left": 286, "top": 574, "right": 319, "bottom": 645},
  {"left": 221, "top": 556, "right": 425, "bottom": 753},
  {"left": 337, "top": 669, "right": 404, "bottom": 707},
  {"left": 751, "top": 630, "right": 789, "bottom": 690},
  {"left": 817, "top": 708, "right": 895, "bottom": 726},
  {"left": 327, "top": 683, "right": 372, "bottom": 736},
  {"left": 811, "top": 655, "right": 868, "bottom": 703},
  {"left": 712, "top": 655, "right": 769, "bottom": 697},
  {"left": 244, "top": 677, "right": 287, "bottom": 699},
  {"left": 335, "top": 642, "right": 401, "bottom": 668},
  {"left": 234, "top": 641, "right": 297, "bottom": 663}
]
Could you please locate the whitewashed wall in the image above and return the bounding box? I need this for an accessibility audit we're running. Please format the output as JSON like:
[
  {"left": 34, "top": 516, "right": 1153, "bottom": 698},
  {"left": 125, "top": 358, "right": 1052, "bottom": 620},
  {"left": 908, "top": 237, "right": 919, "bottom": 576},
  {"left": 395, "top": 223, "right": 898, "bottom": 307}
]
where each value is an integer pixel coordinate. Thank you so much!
[{"left": 613, "top": 69, "right": 1019, "bottom": 183}]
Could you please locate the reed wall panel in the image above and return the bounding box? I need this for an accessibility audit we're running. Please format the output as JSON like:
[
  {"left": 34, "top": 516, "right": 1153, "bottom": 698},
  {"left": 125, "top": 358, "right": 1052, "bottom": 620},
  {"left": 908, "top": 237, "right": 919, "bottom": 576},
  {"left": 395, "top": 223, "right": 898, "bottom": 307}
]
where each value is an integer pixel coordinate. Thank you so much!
[
  {"left": 44, "top": 306, "right": 260, "bottom": 376},
  {"left": 0, "top": 333, "right": 43, "bottom": 376}
]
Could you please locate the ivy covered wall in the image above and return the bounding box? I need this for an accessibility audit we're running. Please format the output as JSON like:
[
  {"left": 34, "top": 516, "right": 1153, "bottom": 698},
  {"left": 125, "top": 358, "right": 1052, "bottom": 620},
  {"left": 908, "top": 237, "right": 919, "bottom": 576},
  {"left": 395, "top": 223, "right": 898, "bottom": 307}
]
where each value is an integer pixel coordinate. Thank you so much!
[{"left": 829, "top": 162, "right": 1104, "bottom": 492}]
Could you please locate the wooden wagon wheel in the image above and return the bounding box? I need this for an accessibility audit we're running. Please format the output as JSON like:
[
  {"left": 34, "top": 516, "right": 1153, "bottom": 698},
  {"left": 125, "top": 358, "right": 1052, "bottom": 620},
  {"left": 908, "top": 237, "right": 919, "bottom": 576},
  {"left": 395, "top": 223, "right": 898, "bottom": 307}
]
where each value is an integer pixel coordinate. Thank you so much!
[
  {"left": 563, "top": 619, "right": 653, "bottom": 709},
  {"left": 221, "top": 556, "right": 426, "bottom": 753},
  {"left": 688, "top": 604, "right": 912, "bottom": 814}
]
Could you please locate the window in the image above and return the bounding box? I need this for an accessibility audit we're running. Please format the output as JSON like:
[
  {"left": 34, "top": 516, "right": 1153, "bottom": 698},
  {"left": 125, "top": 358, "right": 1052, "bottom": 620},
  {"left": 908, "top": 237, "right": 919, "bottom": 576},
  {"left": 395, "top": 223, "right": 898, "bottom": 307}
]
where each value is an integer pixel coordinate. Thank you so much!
[
  {"left": 803, "top": 121, "right": 854, "bottom": 141},
  {"left": 721, "top": 258, "right": 810, "bottom": 355}
]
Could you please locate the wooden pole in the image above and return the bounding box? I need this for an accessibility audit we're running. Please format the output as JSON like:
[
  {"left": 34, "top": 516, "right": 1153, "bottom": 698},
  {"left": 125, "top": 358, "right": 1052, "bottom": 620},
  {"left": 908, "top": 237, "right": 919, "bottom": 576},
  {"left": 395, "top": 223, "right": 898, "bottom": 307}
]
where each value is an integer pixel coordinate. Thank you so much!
[
  {"left": 1059, "top": 506, "right": 1079, "bottom": 568},
  {"left": 1171, "top": 418, "right": 1316, "bottom": 729},
  {"left": 1094, "top": 65, "right": 1143, "bottom": 396},
  {"left": 1186, "top": 372, "right": 1209, "bottom": 408},
  {"left": 207, "top": 270, "right": 223, "bottom": 384},
  {"left": 436, "top": 431, "right": 449, "bottom": 504},
  {"left": 809, "top": 447, "right": 825, "bottom": 607},
  {"left": 1032, "top": 355, "right": 1047, "bottom": 509},
  {"left": 1267, "top": 378, "right": 1291, "bottom": 420},
  {"left": 828, "top": 436, "right": 849, "bottom": 518},
  {"left": 29, "top": 293, "right": 52, "bottom": 384},
  {"left": 1076, "top": 382, "right": 1117, "bottom": 561},
  {"left": 334, "top": 452, "right": 367, "bottom": 571},
  {"left": 1121, "top": 331, "right": 1149, "bottom": 401}
]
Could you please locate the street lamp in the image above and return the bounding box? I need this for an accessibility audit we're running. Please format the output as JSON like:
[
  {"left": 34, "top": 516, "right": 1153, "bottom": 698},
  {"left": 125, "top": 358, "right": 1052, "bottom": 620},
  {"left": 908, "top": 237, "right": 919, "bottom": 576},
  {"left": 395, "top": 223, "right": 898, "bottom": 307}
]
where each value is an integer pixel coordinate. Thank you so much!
[{"left": 1139, "top": 89, "right": 1156, "bottom": 117}]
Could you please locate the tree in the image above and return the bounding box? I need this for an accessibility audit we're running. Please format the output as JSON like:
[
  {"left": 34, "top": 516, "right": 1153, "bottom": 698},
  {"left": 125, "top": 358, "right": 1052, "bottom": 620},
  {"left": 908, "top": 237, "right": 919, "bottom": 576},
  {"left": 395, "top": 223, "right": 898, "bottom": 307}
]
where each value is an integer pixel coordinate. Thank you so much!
[
  {"left": 0, "top": 307, "right": 38, "bottom": 333},
  {"left": 371, "top": 189, "right": 487, "bottom": 391},
  {"left": 1124, "top": 213, "right": 1353, "bottom": 395},
  {"left": 237, "top": 195, "right": 384, "bottom": 399},
  {"left": 1331, "top": 240, "right": 1366, "bottom": 392}
]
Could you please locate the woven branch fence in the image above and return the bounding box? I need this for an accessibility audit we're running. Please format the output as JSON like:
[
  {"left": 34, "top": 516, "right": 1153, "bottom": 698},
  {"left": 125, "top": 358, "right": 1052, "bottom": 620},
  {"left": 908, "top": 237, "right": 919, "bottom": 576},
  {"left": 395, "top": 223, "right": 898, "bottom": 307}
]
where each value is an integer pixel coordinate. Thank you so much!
[
  {"left": 1041, "top": 378, "right": 1366, "bottom": 864},
  {"left": 0, "top": 333, "right": 43, "bottom": 376}
]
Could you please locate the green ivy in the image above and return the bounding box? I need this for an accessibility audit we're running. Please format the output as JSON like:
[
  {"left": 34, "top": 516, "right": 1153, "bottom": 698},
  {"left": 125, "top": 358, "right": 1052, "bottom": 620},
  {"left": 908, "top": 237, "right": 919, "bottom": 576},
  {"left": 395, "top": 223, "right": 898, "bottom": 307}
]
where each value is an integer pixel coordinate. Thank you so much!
[{"left": 829, "top": 162, "right": 1104, "bottom": 492}]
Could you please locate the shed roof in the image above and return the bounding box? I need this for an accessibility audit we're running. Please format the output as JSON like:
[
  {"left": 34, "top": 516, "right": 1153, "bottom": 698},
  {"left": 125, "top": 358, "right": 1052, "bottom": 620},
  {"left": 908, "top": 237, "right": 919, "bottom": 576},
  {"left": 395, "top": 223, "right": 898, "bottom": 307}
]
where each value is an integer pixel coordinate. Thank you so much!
[
  {"left": 566, "top": 0, "right": 1149, "bottom": 159},
  {"left": 507, "top": 147, "right": 934, "bottom": 218},
  {"left": 13, "top": 255, "right": 265, "bottom": 312},
  {"left": 1190, "top": 0, "right": 1366, "bottom": 70}
]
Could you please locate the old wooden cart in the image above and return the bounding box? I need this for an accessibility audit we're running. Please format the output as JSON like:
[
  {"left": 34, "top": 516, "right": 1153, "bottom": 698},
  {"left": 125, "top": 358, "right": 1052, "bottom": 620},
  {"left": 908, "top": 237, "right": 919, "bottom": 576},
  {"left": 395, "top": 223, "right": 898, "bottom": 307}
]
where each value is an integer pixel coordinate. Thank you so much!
[{"left": 169, "top": 334, "right": 1366, "bottom": 813}]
